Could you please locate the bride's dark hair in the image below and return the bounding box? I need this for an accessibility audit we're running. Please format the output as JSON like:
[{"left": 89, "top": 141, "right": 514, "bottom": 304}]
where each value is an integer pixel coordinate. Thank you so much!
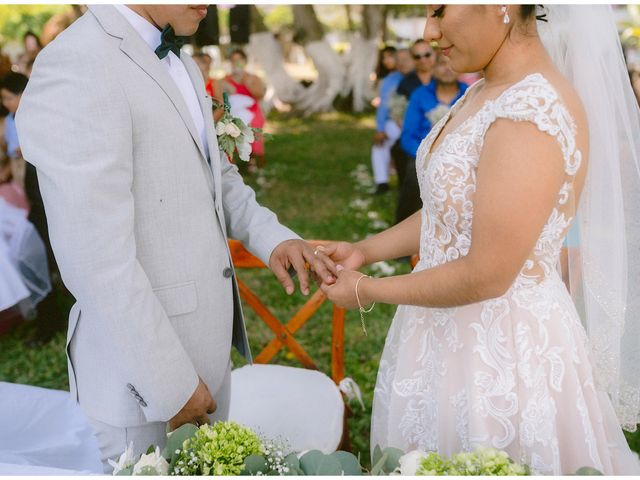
[{"left": 521, "top": 5, "right": 548, "bottom": 23}]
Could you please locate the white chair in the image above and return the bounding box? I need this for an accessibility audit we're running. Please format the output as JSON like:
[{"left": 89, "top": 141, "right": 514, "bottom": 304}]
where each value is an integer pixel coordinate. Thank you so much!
[
  {"left": 0, "top": 382, "right": 103, "bottom": 474},
  {"left": 228, "top": 364, "right": 344, "bottom": 453},
  {"left": 226, "top": 239, "right": 351, "bottom": 454}
]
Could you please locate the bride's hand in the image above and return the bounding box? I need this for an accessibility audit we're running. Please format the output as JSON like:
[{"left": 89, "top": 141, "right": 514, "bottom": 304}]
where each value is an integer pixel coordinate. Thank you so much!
[
  {"left": 321, "top": 241, "right": 367, "bottom": 272},
  {"left": 321, "top": 267, "right": 373, "bottom": 310}
]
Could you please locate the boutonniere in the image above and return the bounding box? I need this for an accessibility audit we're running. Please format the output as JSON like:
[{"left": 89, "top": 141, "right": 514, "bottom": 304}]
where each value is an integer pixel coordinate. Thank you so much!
[{"left": 213, "top": 93, "right": 268, "bottom": 162}]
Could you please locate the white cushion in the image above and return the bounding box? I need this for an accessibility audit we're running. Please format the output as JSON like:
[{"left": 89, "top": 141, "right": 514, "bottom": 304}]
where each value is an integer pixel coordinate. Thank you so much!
[
  {"left": 228, "top": 364, "right": 344, "bottom": 453},
  {"left": 0, "top": 382, "right": 103, "bottom": 474}
]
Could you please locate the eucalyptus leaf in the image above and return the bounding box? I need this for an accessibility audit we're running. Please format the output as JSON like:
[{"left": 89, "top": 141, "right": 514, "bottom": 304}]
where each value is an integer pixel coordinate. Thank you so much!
[
  {"left": 299, "top": 450, "right": 324, "bottom": 474},
  {"left": 382, "top": 447, "right": 404, "bottom": 473},
  {"left": 299, "top": 450, "right": 343, "bottom": 475},
  {"left": 370, "top": 451, "right": 388, "bottom": 476},
  {"left": 372, "top": 444, "right": 383, "bottom": 467},
  {"left": 287, "top": 466, "right": 304, "bottom": 475},
  {"left": 162, "top": 423, "right": 198, "bottom": 461},
  {"left": 315, "top": 456, "right": 343, "bottom": 475},
  {"left": 284, "top": 453, "right": 301, "bottom": 470},
  {"left": 241, "top": 454, "right": 268, "bottom": 475},
  {"left": 332, "top": 451, "right": 363, "bottom": 475},
  {"left": 575, "top": 466, "right": 604, "bottom": 475}
]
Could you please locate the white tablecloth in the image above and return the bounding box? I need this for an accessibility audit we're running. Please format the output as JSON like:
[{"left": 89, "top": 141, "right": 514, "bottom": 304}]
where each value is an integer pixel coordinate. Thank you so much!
[{"left": 0, "top": 382, "right": 103, "bottom": 475}]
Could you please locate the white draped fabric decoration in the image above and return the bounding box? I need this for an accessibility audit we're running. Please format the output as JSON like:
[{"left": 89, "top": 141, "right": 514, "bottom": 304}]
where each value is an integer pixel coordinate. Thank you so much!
[
  {"left": 539, "top": 5, "right": 640, "bottom": 432},
  {"left": 0, "top": 382, "right": 103, "bottom": 474},
  {"left": 0, "top": 198, "right": 51, "bottom": 315}
]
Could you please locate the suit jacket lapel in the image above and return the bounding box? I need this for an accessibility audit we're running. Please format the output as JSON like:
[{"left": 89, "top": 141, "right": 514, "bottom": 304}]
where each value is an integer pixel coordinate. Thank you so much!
[
  {"left": 89, "top": 5, "right": 208, "bottom": 162},
  {"left": 180, "top": 57, "right": 223, "bottom": 204}
]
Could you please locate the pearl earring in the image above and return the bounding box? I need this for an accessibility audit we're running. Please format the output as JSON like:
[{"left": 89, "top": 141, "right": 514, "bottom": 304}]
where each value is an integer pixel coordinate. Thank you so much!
[{"left": 501, "top": 5, "right": 510, "bottom": 24}]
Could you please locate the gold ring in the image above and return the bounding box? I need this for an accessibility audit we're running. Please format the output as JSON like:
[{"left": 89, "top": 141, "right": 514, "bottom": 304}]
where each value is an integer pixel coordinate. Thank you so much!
[{"left": 313, "top": 246, "right": 326, "bottom": 256}]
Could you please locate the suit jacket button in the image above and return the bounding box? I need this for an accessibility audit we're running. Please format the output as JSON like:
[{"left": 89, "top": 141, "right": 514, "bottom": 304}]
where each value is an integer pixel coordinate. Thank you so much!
[{"left": 223, "top": 267, "right": 233, "bottom": 278}]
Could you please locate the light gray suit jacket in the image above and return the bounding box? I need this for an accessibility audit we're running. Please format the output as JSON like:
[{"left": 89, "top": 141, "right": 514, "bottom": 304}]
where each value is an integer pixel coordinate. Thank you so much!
[{"left": 16, "top": 5, "right": 299, "bottom": 427}]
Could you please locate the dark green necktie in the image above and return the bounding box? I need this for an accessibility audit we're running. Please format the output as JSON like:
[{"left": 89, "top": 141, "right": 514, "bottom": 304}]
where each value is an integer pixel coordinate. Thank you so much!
[{"left": 154, "top": 25, "right": 186, "bottom": 60}]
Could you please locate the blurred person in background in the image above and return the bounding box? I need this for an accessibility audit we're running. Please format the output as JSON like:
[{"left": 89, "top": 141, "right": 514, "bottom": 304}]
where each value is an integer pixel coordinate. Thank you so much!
[
  {"left": 396, "top": 51, "right": 467, "bottom": 224},
  {"left": 223, "top": 48, "right": 266, "bottom": 170},
  {"left": 1, "top": 72, "right": 28, "bottom": 184},
  {"left": 0, "top": 50, "right": 12, "bottom": 148},
  {"left": 13, "top": 52, "right": 36, "bottom": 77},
  {"left": 396, "top": 39, "right": 435, "bottom": 100},
  {"left": 375, "top": 45, "right": 397, "bottom": 85},
  {"left": 391, "top": 40, "right": 436, "bottom": 200},
  {"left": 0, "top": 149, "right": 29, "bottom": 212},
  {"left": 23, "top": 31, "right": 43, "bottom": 56},
  {"left": 371, "top": 47, "right": 405, "bottom": 195},
  {"left": 1, "top": 71, "right": 66, "bottom": 343}
]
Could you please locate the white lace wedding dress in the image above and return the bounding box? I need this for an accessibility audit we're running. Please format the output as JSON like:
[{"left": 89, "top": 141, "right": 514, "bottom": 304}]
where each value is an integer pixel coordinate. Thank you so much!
[{"left": 371, "top": 73, "right": 640, "bottom": 475}]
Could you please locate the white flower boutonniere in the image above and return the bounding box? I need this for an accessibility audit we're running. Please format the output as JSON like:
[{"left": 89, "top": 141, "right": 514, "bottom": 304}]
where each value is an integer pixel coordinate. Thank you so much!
[{"left": 214, "top": 93, "right": 268, "bottom": 162}]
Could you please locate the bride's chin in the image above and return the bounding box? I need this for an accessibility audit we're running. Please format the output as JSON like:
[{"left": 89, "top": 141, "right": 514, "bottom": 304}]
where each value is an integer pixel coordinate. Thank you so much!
[{"left": 450, "top": 58, "right": 481, "bottom": 75}]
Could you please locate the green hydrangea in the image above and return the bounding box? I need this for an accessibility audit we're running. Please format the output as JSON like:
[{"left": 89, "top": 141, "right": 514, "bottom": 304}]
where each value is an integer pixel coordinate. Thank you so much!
[
  {"left": 416, "top": 447, "right": 527, "bottom": 476},
  {"left": 171, "top": 422, "right": 262, "bottom": 476},
  {"left": 416, "top": 452, "right": 449, "bottom": 475}
]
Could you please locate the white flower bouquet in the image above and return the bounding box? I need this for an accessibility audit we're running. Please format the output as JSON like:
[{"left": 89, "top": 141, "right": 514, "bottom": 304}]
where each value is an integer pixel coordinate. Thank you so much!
[
  {"left": 388, "top": 92, "right": 408, "bottom": 127},
  {"left": 426, "top": 103, "right": 452, "bottom": 126},
  {"left": 214, "top": 93, "right": 266, "bottom": 163}
]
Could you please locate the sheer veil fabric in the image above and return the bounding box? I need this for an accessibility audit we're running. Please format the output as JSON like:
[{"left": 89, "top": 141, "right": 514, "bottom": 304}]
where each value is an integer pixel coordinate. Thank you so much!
[{"left": 539, "top": 5, "right": 640, "bottom": 432}]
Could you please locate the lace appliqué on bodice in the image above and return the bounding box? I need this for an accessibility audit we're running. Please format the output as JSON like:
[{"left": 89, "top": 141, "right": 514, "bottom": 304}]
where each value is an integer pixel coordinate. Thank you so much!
[{"left": 415, "top": 73, "right": 582, "bottom": 289}]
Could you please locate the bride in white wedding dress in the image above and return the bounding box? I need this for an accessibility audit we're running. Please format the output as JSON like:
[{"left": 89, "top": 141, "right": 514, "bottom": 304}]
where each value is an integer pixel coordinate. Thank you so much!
[{"left": 320, "top": 5, "right": 640, "bottom": 475}]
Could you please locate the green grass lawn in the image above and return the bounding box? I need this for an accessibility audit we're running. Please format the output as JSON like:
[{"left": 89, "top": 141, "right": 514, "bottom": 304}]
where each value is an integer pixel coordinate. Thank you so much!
[{"left": 1, "top": 111, "right": 638, "bottom": 468}]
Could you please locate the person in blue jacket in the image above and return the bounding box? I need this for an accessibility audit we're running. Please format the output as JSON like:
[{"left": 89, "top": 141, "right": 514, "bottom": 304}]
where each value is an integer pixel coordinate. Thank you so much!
[
  {"left": 396, "top": 52, "right": 469, "bottom": 224},
  {"left": 371, "top": 48, "right": 414, "bottom": 195}
]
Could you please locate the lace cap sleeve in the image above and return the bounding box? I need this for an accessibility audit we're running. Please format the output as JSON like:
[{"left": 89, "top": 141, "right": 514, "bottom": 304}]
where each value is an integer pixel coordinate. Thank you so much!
[{"left": 483, "top": 73, "right": 582, "bottom": 177}]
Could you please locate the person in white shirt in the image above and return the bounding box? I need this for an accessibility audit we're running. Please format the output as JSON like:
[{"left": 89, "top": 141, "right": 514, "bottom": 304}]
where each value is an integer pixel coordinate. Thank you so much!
[{"left": 16, "top": 5, "right": 336, "bottom": 472}]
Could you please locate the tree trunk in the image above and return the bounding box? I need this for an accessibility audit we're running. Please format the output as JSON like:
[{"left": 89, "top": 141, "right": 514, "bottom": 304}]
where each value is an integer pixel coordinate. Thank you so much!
[
  {"left": 249, "top": 5, "right": 268, "bottom": 34},
  {"left": 345, "top": 5, "right": 355, "bottom": 33},
  {"left": 361, "top": 4, "right": 385, "bottom": 40},
  {"left": 345, "top": 4, "right": 384, "bottom": 112},
  {"left": 291, "top": 5, "right": 346, "bottom": 115},
  {"left": 381, "top": 6, "right": 390, "bottom": 43},
  {"left": 292, "top": 5, "right": 324, "bottom": 44}
]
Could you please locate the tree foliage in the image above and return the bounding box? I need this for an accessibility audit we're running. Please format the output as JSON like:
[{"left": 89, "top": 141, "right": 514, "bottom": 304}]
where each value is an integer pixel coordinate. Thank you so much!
[{"left": 0, "top": 5, "right": 70, "bottom": 43}]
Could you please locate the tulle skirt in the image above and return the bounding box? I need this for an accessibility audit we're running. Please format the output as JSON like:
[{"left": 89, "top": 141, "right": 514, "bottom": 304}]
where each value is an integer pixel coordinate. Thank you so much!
[{"left": 371, "top": 274, "right": 640, "bottom": 475}]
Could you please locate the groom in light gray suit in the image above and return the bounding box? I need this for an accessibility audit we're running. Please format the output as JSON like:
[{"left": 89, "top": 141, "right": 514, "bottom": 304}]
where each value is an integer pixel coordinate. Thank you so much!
[{"left": 16, "top": 4, "right": 334, "bottom": 472}]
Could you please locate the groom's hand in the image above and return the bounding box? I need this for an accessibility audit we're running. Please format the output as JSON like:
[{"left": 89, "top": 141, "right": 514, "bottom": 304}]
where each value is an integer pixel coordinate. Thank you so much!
[
  {"left": 168, "top": 377, "right": 216, "bottom": 431},
  {"left": 270, "top": 240, "right": 337, "bottom": 296}
]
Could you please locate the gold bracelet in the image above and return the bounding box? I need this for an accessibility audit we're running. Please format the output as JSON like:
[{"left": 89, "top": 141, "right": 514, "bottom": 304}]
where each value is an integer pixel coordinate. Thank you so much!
[{"left": 355, "top": 274, "right": 375, "bottom": 336}]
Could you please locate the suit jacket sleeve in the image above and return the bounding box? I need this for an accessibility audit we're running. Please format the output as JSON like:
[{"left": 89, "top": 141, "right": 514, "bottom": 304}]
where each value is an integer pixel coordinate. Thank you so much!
[
  {"left": 219, "top": 158, "right": 301, "bottom": 266},
  {"left": 15, "top": 42, "right": 199, "bottom": 422}
]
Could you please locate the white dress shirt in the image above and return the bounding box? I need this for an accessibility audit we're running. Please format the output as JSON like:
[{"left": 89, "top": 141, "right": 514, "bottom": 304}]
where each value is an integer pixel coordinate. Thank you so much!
[{"left": 114, "top": 5, "right": 209, "bottom": 160}]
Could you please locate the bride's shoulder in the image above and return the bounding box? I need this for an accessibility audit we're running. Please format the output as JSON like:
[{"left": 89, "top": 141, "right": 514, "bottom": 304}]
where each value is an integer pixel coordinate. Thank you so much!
[{"left": 501, "top": 71, "right": 587, "bottom": 131}]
